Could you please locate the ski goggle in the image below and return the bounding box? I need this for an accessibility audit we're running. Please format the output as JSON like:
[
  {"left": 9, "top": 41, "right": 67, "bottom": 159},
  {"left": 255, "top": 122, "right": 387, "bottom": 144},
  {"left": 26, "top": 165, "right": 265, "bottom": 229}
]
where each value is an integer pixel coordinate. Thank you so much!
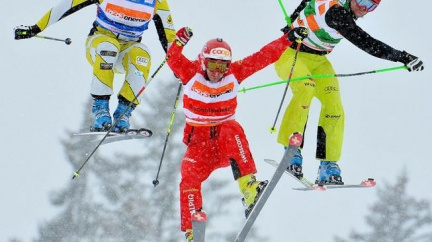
[
  {"left": 354, "top": 0, "right": 380, "bottom": 12},
  {"left": 206, "top": 59, "right": 229, "bottom": 72}
]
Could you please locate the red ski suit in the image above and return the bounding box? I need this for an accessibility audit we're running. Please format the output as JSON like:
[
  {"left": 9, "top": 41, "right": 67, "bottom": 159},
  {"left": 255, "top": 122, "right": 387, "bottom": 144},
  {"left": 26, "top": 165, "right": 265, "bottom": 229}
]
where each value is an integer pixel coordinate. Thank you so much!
[{"left": 167, "top": 34, "right": 291, "bottom": 231}]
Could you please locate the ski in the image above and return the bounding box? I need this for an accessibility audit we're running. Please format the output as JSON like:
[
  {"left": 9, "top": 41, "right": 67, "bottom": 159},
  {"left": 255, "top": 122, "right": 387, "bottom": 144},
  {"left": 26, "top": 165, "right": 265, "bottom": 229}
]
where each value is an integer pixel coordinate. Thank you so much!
[
  {"left": 292, "top": 178, "right": 376, "bottom": 191},
  {"left": 73, "top": 128, "right": 152, "bottom": 144},
  {"left": 264, "top": 159, "right": 376, "bottom": 191},
  {"left": 234, "top": 133, "right": 303, "bottom": 242},
  {"left": 191, "top": 210, "right": 207, "bottom": 242}
]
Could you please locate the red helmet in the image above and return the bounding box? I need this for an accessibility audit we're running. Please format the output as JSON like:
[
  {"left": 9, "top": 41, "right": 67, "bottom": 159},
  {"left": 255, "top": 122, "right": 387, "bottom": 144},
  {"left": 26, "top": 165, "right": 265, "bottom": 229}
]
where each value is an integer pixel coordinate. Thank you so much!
[{"left": 199, "top": 38, "right": 232, "bottom": 72}]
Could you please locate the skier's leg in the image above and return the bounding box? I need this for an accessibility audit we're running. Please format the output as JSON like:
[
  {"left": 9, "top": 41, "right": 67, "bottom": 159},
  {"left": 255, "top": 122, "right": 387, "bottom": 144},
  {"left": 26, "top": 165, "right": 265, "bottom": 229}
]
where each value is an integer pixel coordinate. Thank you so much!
[
  {"left": 314, "top": 58, "right": 344, "bottom": 162},
  {"left": 110, "top": 42, "right": 151, "bottom": 132},
  {"left": 86, "top": 33, "right": 120, "bottom": 96},
  {"left": 219, "top": 121, "right": 257, "bottom": 178},
  {"left": 275, "top": 48, "right": 315, "bottom": 148},
  {"left": 179, "top": 127, "right": 216, "bottom": 232},
  {"left": 313, "top": 57, "right": 344, "bottom": 184},
  {"left": 116, "top": 42, "right": 151, "bottom": 104},
  {"left": 85, "top": 34, "right": 120, "bottom": 131},
  {"left": 219, "top": 121, "right": 267, "bottom": 217}
]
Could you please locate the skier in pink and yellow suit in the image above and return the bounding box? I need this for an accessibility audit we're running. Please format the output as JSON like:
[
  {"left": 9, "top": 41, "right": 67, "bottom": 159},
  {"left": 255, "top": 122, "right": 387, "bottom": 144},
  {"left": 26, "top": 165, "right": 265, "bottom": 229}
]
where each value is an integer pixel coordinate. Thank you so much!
[
  {"left": 15, "top": 0, "right": 176, "bottom": 132},
  {"left": 167, "top": 26, "right": 308, "bottom": 241}
]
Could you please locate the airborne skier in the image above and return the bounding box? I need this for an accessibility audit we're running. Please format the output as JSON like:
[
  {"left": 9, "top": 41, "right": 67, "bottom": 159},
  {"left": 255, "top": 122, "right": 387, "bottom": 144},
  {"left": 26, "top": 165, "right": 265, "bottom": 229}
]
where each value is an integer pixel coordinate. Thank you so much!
[
  {"left": 14, "top": 0, "right": 176, "bottom": 133},
  {"left": 167, "top": 26, "right": 308, "bottom": 241},
  {"left": 275, "top": 0, "right": 424, "bottom": 185}
]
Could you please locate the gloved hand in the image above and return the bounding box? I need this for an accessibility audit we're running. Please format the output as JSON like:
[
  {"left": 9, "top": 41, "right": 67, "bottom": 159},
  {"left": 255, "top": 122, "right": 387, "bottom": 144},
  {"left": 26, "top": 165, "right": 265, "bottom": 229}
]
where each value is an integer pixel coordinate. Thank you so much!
[
  {"left": 176, "top": 27, "right": 193, "bottom": 46},
  {"left": 287, "top": 27, "right": 308, "bottom": 42},
  {"left": 14, "top": 25, "right": 41, "bottom": 40},
  {"left": 400, "top": 51, "right": 424, "bottom": 72}
]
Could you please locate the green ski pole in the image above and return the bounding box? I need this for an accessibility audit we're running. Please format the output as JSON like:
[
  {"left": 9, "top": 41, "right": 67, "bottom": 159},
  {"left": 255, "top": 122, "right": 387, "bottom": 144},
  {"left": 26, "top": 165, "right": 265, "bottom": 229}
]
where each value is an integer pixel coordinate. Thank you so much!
[{"left": 239, "top": 65, "right": 407, "bottom": 94}]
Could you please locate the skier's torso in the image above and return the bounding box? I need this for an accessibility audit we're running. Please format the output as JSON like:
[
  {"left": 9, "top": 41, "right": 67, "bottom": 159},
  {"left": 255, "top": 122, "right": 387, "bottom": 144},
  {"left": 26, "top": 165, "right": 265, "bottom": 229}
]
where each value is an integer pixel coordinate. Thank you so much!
[
  {"left": 183, "top": 71, "right": 239, "bottom": 126},
  {"left": 290, "top": 0, "right": 404, "bottom": 61},
  {"left": 95, "top": 0, "right": 157, "bottom": 40},
  {"left": 292, "top": 0, "right": 344, "bottom": 53},
  {"left": 167, "top": 34, "right": 292, "bottom": 126},
  {"left": 35, "top": 0, "right": 175, "bottom": 45}
]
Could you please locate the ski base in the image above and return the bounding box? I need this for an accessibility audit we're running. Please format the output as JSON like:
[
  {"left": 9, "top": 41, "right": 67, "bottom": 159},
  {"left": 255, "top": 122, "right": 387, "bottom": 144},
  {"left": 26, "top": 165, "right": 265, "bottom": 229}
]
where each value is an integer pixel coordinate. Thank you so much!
[
  {"left": 191, "top": 210, "right": 207, "bottom": 242},
  {"left": 73, "top": 128, "right": 152, "bottom": 144},
  {"left": 264, "top": 159, "right": 376, "bottom": 191},
  {"left": 235, "top": 133, "right": 303, "bottom": 242}
]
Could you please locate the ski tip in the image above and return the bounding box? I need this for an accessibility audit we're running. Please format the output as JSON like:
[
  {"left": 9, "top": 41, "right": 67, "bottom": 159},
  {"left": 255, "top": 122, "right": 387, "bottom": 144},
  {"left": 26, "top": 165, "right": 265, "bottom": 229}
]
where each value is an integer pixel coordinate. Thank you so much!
[
  {"left": 191, "top": 210, "right": 207, "bottom": 222},
  {"left": 360, "top": 178, "right": 376, "bottom": 187},
  {"left": 289, "top": 132, "right": 303, "bottom": 146},
  {"left": 138, "top": 128, "right": 153, "bottom": 137},
  {"left": 313, "top": 184, "right": 327, "bottom": 191}
]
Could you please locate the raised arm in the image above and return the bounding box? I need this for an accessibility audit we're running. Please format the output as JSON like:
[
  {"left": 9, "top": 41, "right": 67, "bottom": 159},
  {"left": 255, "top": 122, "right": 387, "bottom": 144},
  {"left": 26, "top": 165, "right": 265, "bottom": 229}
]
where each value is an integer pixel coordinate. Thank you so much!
[
  {"left": 15, "top": 0, "right": 99, "bottom": 39},
  {"left": 230, "top": 27, "right": 308, "bottom": 83},
  {"left": 167, "top": 27, "right": 198, "bottom": 84},
  {"left": 326, "top": 5, "right": 424, "bottom": 71}
]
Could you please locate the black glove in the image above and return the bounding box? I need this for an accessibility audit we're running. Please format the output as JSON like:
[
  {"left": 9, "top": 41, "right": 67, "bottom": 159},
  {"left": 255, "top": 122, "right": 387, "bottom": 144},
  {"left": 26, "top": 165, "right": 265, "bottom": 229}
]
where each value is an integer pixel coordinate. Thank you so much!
[
  {"left": 175, "top": 27, "right": 193, "bottom": 46},
  {"left": 400, "top": 51, "right": 424, "bottom": 72},
  {"left": 14, "top": 25, "right": 41, "bottom": 40},
  {"left": 281, "top": 25, "right": 290, "bottom": 34},
  {"left": 287, "top": 27, "right": 308, "bottom": 42}
]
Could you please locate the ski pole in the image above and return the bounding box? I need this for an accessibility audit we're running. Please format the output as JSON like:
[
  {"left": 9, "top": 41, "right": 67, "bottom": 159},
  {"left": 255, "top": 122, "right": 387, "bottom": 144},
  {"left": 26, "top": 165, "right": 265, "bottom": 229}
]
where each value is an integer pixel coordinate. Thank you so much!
[
  {"left": 238, "top": 65, "right": 407, "bottom": 93},
  {"left": 269, "top": 42, "right": 301, "bottom": 133},
  {"left": 277, "top": 0, "right": 291, "bottom": 26},
  {"left": 268, "top": 0, "right": 308, "bottom": 133},
  {"left": 152, "top": 82, "right": 182, "bottom": 187},
  {"left": 35, "top": 35, "right": 72, "bottom": 45},
  {"left": 72, "top": 57, "right": 168, "bottom": 180}
]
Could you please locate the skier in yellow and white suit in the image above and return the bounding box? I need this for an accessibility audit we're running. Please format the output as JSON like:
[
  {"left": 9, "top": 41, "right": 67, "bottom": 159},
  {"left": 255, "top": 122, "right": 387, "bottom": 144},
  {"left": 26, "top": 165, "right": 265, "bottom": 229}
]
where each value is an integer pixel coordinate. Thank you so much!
[{"left": 15, "top": 0, "right": 176, "bottom": 132}]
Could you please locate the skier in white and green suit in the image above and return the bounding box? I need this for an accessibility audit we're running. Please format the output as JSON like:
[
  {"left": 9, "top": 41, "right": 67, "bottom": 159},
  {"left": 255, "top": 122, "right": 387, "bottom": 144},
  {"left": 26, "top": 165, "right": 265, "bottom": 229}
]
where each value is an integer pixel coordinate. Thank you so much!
[{"left": 275, "top": 0, "right": 424, "bottom": 184}]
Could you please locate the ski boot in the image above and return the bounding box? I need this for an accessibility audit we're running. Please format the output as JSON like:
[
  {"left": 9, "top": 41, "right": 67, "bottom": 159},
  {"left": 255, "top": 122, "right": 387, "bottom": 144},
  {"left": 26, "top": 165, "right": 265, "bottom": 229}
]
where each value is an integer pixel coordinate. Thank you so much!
[
  {"left": 185, "top": 229, "right": 193, "bottom": 242},
  {"left": 287, "top": 149, "right": 303, "bottom": 178},
  {"left": 239, "top": 174, "right": 268, "bottom": 218},
  {"left": 113, "top": 97, "right": 136, "bottom": 133},
  {"left": 315, "top": 161, "right": 344, "bottom": 185},
  {"left": 91, "top": 96, "right": 112, "bottom": 132}
]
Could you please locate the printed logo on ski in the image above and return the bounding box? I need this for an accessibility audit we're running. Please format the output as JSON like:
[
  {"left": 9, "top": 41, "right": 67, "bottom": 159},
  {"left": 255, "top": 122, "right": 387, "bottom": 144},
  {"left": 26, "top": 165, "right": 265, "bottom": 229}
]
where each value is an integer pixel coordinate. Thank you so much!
[{"left": 192, "top": 212, "right": 206, "bottom": 221}]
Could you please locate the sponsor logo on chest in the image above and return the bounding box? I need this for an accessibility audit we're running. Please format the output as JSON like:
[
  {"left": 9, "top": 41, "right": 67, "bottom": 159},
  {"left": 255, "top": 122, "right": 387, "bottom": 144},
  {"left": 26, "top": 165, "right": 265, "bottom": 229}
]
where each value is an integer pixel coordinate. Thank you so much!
[
  {"left": 105, "top": 2, "right": 152, "bottom": 23},
  {"left": 190, "top": 81, "right": 234, "bottom": 98}
]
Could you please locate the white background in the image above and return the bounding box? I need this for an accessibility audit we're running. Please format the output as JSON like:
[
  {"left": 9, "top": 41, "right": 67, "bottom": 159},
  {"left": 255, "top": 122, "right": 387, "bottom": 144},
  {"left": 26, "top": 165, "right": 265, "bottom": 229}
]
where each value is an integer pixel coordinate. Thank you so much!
[{"left": 2, "top": 0, "right": 431, "bottom": 241}]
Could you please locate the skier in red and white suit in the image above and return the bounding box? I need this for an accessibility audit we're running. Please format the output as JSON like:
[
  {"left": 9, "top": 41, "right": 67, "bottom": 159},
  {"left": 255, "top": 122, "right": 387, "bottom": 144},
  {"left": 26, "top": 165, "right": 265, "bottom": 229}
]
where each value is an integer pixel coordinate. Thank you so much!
[{"left": 167, "top": 27, "right": 308, "bottom": 239}]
